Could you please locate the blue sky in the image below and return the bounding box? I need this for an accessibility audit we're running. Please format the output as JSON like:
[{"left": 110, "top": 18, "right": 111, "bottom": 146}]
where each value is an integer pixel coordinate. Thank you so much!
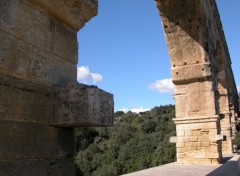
[{"left": 77, "top": 0, "right": 240, "bottom": 113}]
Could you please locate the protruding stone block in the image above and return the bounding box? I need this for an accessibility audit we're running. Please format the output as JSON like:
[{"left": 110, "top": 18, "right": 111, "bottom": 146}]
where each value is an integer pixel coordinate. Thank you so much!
[
  {"left": 215, "top": 134, "right": 226, "bottom": 141},
  {"left": 171, "top": 63, "right": 212, "bottom": 84},
  {"left": 51, "top": 82, "right": 114, "bottom": 127},
  {"left": 169, "top": 136, "right": 177, "bottom": 143},
  {"left": 26, "top": 0, "right": 98, "bottom": 30}
]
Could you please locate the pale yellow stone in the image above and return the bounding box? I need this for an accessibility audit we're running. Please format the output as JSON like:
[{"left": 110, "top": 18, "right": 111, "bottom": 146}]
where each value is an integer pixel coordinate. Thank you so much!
[
  {"left": 177, "top": 130, "right": 185, "bottom": 137},
  {"left": 189, "top": 136, "right": 198, "bottom": 142}
]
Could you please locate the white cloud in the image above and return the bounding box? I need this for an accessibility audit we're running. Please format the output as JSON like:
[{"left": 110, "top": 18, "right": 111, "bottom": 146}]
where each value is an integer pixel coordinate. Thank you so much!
[
  {"left": 118, "top": 108, "right": 128, "bottom": 113},
  {"left": 77, "top": 66, "right": 103, "bottom": 84},
  {"left": 118, "top": 106, "right": 150, "bottom": 114},
  {"left": 149, "top": 78, "right": 175, "bottom": 93},
  {"left": 131, "top": 106, "right": 150, "bottom": 114}
]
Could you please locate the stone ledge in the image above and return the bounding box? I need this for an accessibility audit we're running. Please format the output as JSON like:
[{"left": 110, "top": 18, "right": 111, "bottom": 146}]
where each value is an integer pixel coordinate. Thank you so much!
[
  {"left": 0, "top": 74, "right": 114, "bottom": 126},
  {"left": 171, "top": 63, "right": 212, "bottom": 84},
  {"left": 51, "top": 82, "right": 114, "bottom": 127},
  {"left": 25, "top": 0, "right": 98, "bottom": 30},
  {"left": 173, "top": 115, "right": 219, "bottom": 124}
]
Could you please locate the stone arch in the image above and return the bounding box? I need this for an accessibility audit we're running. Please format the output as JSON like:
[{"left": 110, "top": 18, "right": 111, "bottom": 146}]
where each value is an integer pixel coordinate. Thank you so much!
[{"left": 155, "top": 0, "right": 239, "bottom": 163}]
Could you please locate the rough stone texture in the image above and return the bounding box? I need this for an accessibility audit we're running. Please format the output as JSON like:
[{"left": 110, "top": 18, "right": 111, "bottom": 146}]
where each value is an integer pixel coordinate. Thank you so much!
[
  {"left": 24, "top": 0, "right": 98, "bottom": 30},
  {"left": 0, "top": 159, "right": 75, "bottom": 176},
  {"left": 0, "top": 0, "right": 239, "bottom": 174},
  {"left": 0, "top": 0, "right": 78, "bottom": 86},
  {"left": 0, "top": 120, "right": 75, "bottom": 161},
  {"left": 52, "top": 82, "right": 114, "bottom": 127},
  {"left": 155, "top": 0, "right": 239, "bottom": 164},
  {"left": 0, "top": 0, "right": 114, "bottom": 175}
]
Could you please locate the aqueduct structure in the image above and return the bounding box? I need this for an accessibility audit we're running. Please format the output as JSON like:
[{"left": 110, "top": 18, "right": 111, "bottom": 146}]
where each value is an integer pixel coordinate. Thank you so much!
[{"left": 0, "top": 0, "right": 239, "bottom": 175}]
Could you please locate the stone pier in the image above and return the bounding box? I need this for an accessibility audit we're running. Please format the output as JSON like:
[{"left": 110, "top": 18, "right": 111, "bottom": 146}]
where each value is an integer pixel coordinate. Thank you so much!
[
  {"left": 0, "top": 0, "right": 113, "bottom": 175},
  {"left": 155, "top": 0, "right": 239, "bottom": 164}
]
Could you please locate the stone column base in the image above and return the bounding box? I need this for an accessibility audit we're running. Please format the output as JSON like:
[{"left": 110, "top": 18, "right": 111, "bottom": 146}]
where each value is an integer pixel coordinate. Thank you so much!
[{"left": 173, "top": 115, "right": 222, "bottom": 164}]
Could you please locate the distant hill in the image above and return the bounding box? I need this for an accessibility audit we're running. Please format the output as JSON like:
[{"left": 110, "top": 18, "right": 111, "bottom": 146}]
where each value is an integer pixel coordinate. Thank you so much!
[{"left": 75, "top": 105, "right": 176, "bottom": 176}]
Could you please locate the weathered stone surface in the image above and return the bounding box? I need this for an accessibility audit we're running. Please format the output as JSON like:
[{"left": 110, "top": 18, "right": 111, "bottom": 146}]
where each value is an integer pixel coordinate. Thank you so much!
[
  {"left": 174, "top": 82, "right": 216, "bottom": 118},
  {"left": 171, "top": 63, "right": 212, "bottom": 83},
  {"left": 0, "top": 0, "right": 78, "bottom": 63},
  {"left": 174, "top": 120, "right": 222, "bottom": 164},
  {"left": 51, "top": 82, "right": 114, "bottom": 127},
  {"left": 0, "top": 30, "right": 76, "bottom": 86},
  {"left": 0, "top": 159, "right": 75, "bottom": 176},
  {"left": 0, "top": 0, "right": 238, "bottom": 174},
  {"left": 24, "top": 0, "right": 98, "bottom": 30},
  {"left": 0, "top": 0, "right": 103, "bottom": 175},
  {"left": 155, "top": 0, "right": 239, "bottom": 163},
  {"left": 0, "top": 120, "right": 75, "bottom": 161},
  {"left": 0, "top": 74, "right": 52, "bottom": 124}
]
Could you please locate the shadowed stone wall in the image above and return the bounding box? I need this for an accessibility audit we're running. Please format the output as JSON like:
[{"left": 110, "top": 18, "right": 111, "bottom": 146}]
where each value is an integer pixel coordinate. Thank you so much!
[
  {"left": 155, "top": 0, "right": 239, "bottom": 164},
  {"left": 0, "top": 0, "right": 113, "bottom": 175}
]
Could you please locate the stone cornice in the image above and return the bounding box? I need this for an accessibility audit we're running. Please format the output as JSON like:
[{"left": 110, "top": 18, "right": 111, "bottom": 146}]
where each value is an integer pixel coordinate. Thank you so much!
[{"left": 25, "top": 0, "right": 98, "bottom": 31}]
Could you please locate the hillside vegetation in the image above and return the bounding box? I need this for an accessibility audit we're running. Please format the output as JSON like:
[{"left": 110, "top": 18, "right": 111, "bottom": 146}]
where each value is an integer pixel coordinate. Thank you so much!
[{"left": 75, "top": 105, "right": 176, "bottom": 176}]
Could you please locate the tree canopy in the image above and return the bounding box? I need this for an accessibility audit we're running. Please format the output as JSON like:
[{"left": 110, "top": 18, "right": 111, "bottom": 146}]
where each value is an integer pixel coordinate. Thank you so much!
[{"left": 75, "top": 105, "right": 176, "bottom": 176}]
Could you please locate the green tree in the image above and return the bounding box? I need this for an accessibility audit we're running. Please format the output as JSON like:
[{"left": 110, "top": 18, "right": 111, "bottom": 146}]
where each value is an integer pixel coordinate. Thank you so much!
[{"left": 75, "top": 105, "right": 176, "bottom": 175}]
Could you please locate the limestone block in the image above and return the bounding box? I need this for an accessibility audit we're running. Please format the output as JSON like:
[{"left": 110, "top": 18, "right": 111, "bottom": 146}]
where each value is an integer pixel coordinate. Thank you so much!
[
  {"left": 178, "top": 137, "right": 189, "bottom": 143},
  {"left": 189, "top": 136, "right": 198, "bottom": 142},
  {"left": 0, "top": 74, "right": 52, "bottom": 124},
  {"left": 185, "top": 142, "right": 193, "bottom": 147},
  {"left": 192, "top": 142, "right": 201, "bottom": 147},
  {"left": 192, "top": 130, "right": 201, "bottom": 136},
  {"left": 51, "top": 21, "right": 78, "bottom": 64},
  {"left": 0, "top": 30, "right": 76, "bottom": 85},
  {"left": 0, "top": 0, "right": 78, "bottom": 63},
  {"left": 177, "top": 130, "right": 185, "bottom": 137},
  {"left": 185, "top": 131, "right": 193, "bottom": 136},
  {"left": 177, "top": 147, "right": 187, "bottom": 153},
  {"left": 201, "top": 142, "right": 210, "bottom": 147},
  {"left": 25, "top": 0, "right": 98, "bottom": 30},
  {"left": 0, "top": 0, "right": 51, "bottom": 51},
  {"left": 175, "top": 81, "right": 216, "bottom": 118},
  {"left": 176, "top": 142, "right": 185, "bottom": 148},
  {"left": 169, "top": 136, "right": 177, "bottom": 143},
  {"left": 0, "top": 120, "right": 75, "bottom": 161},
  {"left": 177, "top": 153, "right": 185, "bottom": 158},
  {"left": 51, "top": 82, "right": 114, "bottom": 127},
  {"left": 198, "top": 136, "right": 210, "bottom": 142},
  {"left": 171, "top": 63, "right": 212, "bottom": 83},
  {"left": 0, "top": 159, "right": 75, "bottom": 176},
  {"left": 174, "top": 95, "right": 188, "bottom": 118},
  {"left": 193, "top": 152, "right": 206, "bottom": 159},
  {"left": 174, "top": 87, "right": 187, "bottom": 96}
]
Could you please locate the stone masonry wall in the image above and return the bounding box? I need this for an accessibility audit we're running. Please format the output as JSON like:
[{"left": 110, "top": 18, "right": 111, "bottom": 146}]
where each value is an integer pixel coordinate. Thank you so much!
[
  {"left": 0, "top": 0, "right": 112, "bottom": 175},
  {"left": 155, "top": 0, "right": 239, "bottom": 164}
]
